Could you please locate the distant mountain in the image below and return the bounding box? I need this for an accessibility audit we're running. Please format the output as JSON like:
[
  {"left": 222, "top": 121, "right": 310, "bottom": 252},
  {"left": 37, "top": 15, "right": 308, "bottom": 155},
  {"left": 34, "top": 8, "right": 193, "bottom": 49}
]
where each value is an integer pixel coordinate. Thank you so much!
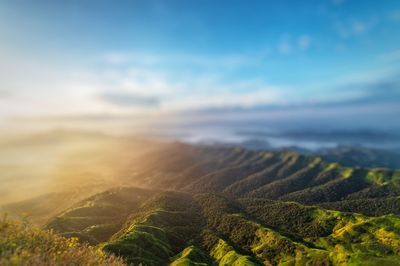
[
  {"left": 238, "top": 138, "right": 272, "bottom": 150},
  {"left": 317, "top": 145, "right": 400, "bottom": 170},
  {"left": 3, "top": 140, "right": 400, "bottom": 265},
  {"left": 238, "top": 129, "right": 400, "bottom": 144},
  {"left": 237, "top": 142, "right": 400, "bottom": 170},
  {"left": 276, "top": 129, "right": 400, "bottom": 143},
  {"left": 236, "top": 128, "right": 400, "bottom": 152}
]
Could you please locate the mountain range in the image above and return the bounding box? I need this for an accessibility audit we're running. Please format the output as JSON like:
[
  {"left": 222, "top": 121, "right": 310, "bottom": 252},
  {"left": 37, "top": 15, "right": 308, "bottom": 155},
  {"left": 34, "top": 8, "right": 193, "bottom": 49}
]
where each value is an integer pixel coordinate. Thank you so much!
[{"left": 2, "top": 137, "right": 400, "bottom": 265}]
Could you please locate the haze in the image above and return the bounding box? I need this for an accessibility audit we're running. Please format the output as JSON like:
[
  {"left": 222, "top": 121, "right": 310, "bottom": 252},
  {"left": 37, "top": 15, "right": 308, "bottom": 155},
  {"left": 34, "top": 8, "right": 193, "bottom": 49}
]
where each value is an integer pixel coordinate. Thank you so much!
[{"left": 0, "top": 0, "right": 400, "bottom": 203}]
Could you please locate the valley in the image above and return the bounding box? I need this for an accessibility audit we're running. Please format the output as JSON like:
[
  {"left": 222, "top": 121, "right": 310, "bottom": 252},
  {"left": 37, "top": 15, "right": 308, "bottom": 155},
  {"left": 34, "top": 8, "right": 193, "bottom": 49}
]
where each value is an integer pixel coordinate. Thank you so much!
[{"left": 2, "top": 135, "right": 400, "bottom": 265}]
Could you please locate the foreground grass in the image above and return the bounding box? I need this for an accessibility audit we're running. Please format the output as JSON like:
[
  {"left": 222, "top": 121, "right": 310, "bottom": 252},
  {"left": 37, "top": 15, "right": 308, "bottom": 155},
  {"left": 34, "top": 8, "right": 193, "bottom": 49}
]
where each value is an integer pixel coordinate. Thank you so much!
[{"left": 0, "top": 217, "right": 126, "bottom": 266}]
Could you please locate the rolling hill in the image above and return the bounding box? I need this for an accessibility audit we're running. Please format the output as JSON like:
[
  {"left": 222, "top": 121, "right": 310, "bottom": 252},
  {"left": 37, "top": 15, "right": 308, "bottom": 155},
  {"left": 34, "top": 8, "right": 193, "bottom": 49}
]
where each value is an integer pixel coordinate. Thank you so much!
[{"left": 2, "top": 139, "right": 400, "bottom": 265}]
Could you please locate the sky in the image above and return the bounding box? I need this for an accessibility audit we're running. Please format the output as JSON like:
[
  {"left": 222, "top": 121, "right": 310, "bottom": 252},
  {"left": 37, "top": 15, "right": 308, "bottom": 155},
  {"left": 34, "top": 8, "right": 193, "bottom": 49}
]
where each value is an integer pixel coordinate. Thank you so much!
[{"left": 0, "top": 0, "right": 400, "bottom": 133}]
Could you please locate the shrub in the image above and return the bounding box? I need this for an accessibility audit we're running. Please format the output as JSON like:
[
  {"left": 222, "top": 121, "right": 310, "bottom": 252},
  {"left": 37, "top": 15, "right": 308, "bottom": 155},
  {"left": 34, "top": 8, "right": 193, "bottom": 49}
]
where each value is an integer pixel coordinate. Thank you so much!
[{"left": 0, "top": 217, "right": 125, "bottom": 266}]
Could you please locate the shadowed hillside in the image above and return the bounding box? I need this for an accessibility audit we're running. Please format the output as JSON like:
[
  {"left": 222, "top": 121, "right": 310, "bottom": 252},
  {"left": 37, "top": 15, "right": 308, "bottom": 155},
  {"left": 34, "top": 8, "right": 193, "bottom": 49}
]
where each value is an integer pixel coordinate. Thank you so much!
[
  {"left": 2, "top": 136, "right": 400, "bottom": 265},
  {"left": 44, "top": 189, "right": 400, "bottom": 265}
]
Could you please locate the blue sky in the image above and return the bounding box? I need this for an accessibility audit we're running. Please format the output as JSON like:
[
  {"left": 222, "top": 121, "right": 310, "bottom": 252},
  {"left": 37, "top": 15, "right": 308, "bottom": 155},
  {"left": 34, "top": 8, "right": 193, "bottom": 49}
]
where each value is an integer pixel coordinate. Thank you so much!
[{"left": 0, "top": 0, "right": 400, "bottom": 130}]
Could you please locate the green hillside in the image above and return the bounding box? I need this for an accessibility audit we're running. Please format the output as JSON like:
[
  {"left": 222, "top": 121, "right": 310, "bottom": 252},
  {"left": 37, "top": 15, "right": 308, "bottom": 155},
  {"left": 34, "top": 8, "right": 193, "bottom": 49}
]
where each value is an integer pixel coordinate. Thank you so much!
[
  {"left": 0, "top": 218, "right": 125, "bottom": 266},
  {"left": 2, "top": 142, "right": 400, "bottom": 265},
  {"left": 42, "top": 189, "right": 400, "bottom": 265}
]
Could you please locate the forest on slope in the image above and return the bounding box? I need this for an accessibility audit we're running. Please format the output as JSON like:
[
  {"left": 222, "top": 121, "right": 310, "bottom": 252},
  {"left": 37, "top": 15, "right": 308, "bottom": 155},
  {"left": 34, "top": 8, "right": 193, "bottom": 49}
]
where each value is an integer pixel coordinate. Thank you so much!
[{"left": 1, "top": 134, "right": 400, "bottom": 265}]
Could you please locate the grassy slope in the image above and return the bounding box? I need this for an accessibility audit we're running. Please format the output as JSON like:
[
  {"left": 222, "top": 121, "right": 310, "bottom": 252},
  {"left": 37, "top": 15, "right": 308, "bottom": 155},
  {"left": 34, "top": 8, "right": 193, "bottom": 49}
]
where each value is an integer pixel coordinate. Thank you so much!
[
  {"left": 5, "top": 143, "right": 400, "bottom": 220},
  {"left": 4, "top": 141, "right": 400, "bottom": 265},
  {"left": 102, "top": 192, "right": 202, "bottom": 266},
  {"left": 49, "top": 189, "right": 397, "bottom": 266},
  {"left": 170, "top": 246, "right": 210, "bottom": 266},
  {"left": 0, "top": 218, "right": 125, "bottom": 266},
  {"left": 45, "top": 187, "right": 157, "bottom": 244},
  {"left": 122, "top": 144, "right": 400, "bottom": 216}
]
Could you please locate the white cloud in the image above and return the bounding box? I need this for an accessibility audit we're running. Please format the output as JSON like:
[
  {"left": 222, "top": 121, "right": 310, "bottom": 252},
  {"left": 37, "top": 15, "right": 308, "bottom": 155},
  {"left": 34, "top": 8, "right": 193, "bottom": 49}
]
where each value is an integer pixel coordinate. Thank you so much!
[
  {"left": 101, "top": 51, "right": 267, "bottom": 70},
  {"left": 298, "top": 35, "right": 311, "bottom": 50},
  {"left": 277, "top": 34, "right": 313, "bottom": 54},
  {"left": 388, "top": 10, "right": 400, "bottom": 22},
  {"left": 331, "top": 0, "right": 345, "bottom": 6},
  {"left": 103, "top": 53, "right": 131, "bottom": 65},
  {"left": 379, "top": 50, "right": 400, "bottom": 62},
  {"left": 165, "top": 83, "right": 283, "bottom": 110},
  {"left": 277, "top": 35, "right": 292, "bottom": 55},
  {"left": 0, "top": 49, "right": 288, "bottom": 120},
  {"left": 351, "top": 21, "right": 367, "bottom": 34},
  {"left": 278, "top": 41, "right": 291, "bottom": 55},
  {"left": 334, "top": 18, "right": 377, "bottom": 38},
  {"left": 96, "top": 65, "right": 285, "bottom": 111}
]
